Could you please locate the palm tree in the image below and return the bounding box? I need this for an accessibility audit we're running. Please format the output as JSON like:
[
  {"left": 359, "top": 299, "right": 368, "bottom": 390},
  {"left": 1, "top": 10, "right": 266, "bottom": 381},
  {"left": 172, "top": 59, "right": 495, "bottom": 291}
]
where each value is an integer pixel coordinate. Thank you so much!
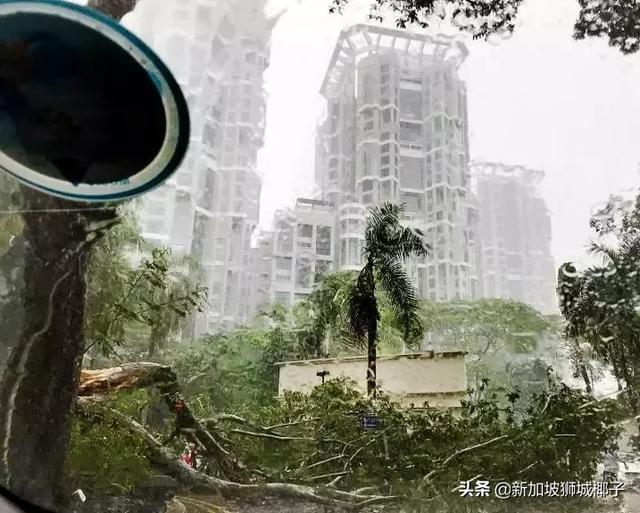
[{"left": 346, "top": 202, "right": 429, "bottom": 396}]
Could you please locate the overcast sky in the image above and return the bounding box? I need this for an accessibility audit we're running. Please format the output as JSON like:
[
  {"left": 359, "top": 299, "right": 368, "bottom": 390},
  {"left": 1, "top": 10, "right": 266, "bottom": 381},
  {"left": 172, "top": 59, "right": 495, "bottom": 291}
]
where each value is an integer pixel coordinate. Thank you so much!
[{"left": 259, "top": 0, "right": 640, "bottom": 267}]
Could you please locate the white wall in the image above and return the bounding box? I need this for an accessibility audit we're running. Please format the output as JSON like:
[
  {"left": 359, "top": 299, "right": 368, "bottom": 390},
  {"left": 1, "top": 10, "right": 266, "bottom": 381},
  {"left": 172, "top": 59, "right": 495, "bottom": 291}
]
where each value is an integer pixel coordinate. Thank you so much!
[{"left": 277, "top": 351, "right": 467, "bottom": 408}]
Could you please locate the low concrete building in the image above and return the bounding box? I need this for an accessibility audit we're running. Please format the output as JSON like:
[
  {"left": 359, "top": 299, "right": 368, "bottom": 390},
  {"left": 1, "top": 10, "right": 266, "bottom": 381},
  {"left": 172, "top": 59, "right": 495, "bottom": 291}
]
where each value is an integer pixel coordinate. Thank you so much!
[{"left": 276, "top": 351, "right": 467, "bottom": 408}]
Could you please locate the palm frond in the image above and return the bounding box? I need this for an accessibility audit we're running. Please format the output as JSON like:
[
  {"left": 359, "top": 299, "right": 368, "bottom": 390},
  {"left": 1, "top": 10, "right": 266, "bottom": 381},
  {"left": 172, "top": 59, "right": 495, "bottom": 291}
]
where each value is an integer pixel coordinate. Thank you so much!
[
  {"left": 376, "top": 255, "right": 423, "bottom": 345},
  {"left": 364, "top": 202, "right": 403, "bottom": 257},
  {"left": 391, "top": 225, "right": 430, "bottom": 261},
  {"left": 364, "top": 202, "right": 430, "bottom": 262}
]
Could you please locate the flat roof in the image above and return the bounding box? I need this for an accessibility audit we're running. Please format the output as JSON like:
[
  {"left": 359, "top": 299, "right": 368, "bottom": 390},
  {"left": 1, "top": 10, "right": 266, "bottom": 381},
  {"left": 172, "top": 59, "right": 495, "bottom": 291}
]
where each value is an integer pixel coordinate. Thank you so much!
[{"left": 275, "top": 350, "right": 467, "bottom": 367}]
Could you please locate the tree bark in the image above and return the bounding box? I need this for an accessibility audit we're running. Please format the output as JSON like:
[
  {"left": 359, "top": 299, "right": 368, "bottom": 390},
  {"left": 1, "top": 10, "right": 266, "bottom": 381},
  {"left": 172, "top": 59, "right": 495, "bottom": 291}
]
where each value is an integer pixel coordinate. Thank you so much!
[
  {"left": 87, "top": 0, "right": 138, "bottom": 20},
  {"left": 0, "top": 189, "right": 118, "bottom": 507},
  {"left": 366, "top": 319, "right": 377, "bottom": 398},
  {"left": 78, "top": 362, "right": 175, "bottom": 396},
  {"left": 573, "top": 340, "right": 592, "bottom": 394}
]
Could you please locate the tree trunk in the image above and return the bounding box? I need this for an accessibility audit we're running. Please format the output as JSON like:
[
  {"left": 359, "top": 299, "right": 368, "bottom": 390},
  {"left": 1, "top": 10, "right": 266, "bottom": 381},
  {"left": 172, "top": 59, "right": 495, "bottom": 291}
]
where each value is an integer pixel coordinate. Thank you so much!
[
  {"left": 0, "top": 0, "right": 137, "bottom": 506},
  {"left": 579, "top": 363, "right": 592, "bottom": 394},
  {"left": 572, "top": 340, "right": 592, "bottom": 394},
  {"left": 148, "top": 325, "right": 162, "bottom": 359},
  {"left": 366, "top": 319, "right": 377, "bottom": 398},
  {"left": 0, "top": 188, "right": 117, "bottom": 507},
  {"left": 87, "top": 0, "right": 138, "bottom": 20}
]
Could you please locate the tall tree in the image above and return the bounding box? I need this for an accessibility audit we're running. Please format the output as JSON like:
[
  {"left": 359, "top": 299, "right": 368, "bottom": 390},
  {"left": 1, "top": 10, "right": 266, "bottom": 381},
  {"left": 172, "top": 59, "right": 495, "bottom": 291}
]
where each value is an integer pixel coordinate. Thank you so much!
[
  {"left": 0, "top": 1, "right": 140, "bottom": 507},
  {"left": 346, "top": 202, "right": 428, "bottom": 396},
  {"left": 558, "top": 193, "right": 640, "bottom": 419},
  {"left": 329, "top": 0, "right": 640, "bottom": 55},
  {"left": 419, "top": 298, "right": 558, "bottom": 394}
]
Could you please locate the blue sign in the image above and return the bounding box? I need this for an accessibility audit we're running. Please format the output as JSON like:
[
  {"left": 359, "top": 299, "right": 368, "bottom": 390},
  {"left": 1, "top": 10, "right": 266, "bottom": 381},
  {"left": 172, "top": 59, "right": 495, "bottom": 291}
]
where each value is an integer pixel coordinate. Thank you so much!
[{"left": 361, "top": 414, "right": 380, "bottom": 429}]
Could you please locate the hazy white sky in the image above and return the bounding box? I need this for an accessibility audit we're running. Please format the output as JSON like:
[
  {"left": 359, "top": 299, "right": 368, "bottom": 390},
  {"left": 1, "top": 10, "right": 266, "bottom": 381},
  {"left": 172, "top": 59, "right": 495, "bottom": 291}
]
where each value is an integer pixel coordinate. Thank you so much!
[{"left": 258, "top": 0, "right": 640, "bottom": 267}]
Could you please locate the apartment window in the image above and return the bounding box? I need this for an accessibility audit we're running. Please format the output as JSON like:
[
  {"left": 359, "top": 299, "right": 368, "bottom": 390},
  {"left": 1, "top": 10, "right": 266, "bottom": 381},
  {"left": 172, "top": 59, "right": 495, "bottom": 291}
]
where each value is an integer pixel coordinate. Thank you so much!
[
  {"left": 364, "top": 121, "right": 374, "bottom": 131},
  {"left": 401, "top": 193, "right": 422, "bottom": 213},
  {"left": 231, "top": 217, "right": 242, "bottom": 233},
  {"left": 381, "top": 155, "right": 390, "bottom": 166},
  {"left": 296, "top": 258, "right": 312, "bottom": 288},
  {"left": 278, "top": 231, "right": 292, "bottom": 253},
  {"left": 317, "top": 226, "right": 332, "bottom": 255},
  {"left": 400, "top": 122, "right": 422, "bottom": 143},
  {"left": 297, "top": 224, "right": 313, "bottom": 238},
  {"left": 362, "top": 180, "right": 374, "bottom": 192},
  {"left": 382, "top": 109, "right": 391, "bottom": 123},
  {"left": 348, "top": 239, "right": 360, "bottom": 264},
  {"left": 399, "top": 89, "right": 422, "bottom": 119},
  {"left": 276, "top": 256, "right": 292, "bottom": 271},
  {"left": 381, "top": 131, "right": 390, "bottom": 141},
  {"left": 381, "top": 181, "right": 392, "bottom": 200},
  {"left": 400, "top": 157, "right": 424, "bottom": 189},
  {"left": 274, "top": 292, "right": 290, "bottom": 305},
  {"left": 202, "top": 124, "right": 215, "bottom": 146}
]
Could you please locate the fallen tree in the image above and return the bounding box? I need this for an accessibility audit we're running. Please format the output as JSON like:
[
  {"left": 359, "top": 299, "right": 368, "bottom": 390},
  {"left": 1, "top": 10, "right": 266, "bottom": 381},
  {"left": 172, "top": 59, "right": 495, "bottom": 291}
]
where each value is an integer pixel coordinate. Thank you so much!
[
  {"left": 79, "top": 363, "right": 248, "bottom": 481},
  {"left": 77, "top": 362, "right": 399, "bottom": 510},
  {"left": 74, "top": 362, "right": 625, "bottom": 513}
]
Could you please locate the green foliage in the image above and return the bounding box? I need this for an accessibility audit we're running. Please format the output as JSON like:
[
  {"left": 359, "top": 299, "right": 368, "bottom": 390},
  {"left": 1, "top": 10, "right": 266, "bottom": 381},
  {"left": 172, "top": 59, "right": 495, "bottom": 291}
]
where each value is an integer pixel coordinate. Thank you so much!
[
  {"left": 165, "top": 327, "right": 298, "bottom": 415},
  {"left": 66, "top": 392, "right": 152, "bottom": 495},
  {"left": 420, "top": 298, "right": 558, "bottom": 394},
  {"left": 291, "top": 271, "right": 356, "bottom": 358},
  {"left": 85, "top": 220, "right": 207, "bottom": 363},
  {"left": 221, "top": 379, "right": 623, "bottom": 512},
  {"left": 559, "top": 192, "right": 640, "bottom": 410}
]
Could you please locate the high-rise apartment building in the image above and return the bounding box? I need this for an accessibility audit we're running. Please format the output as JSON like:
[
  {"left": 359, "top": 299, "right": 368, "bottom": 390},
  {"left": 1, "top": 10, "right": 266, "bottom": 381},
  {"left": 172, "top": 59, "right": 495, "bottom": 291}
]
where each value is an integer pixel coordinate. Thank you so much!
[
  {"left": 126, "top": 0, "right": 278, "bottom": 333},
  {"left": 472, "top": 162, "right": 557, "bottom": 314},
  {"left": 255, "top": 198, "right": 335, "bottom": 310},
  {"left": 315, "top": 25, "right": 478, "bottom": 300}
]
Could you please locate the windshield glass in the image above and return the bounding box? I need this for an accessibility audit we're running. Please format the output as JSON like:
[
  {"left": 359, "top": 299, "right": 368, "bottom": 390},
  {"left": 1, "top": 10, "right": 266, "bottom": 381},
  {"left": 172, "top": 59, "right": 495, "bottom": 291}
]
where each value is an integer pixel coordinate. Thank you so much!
[{"left": 1, "top": 1, "right": 640, "bottom": 513}]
